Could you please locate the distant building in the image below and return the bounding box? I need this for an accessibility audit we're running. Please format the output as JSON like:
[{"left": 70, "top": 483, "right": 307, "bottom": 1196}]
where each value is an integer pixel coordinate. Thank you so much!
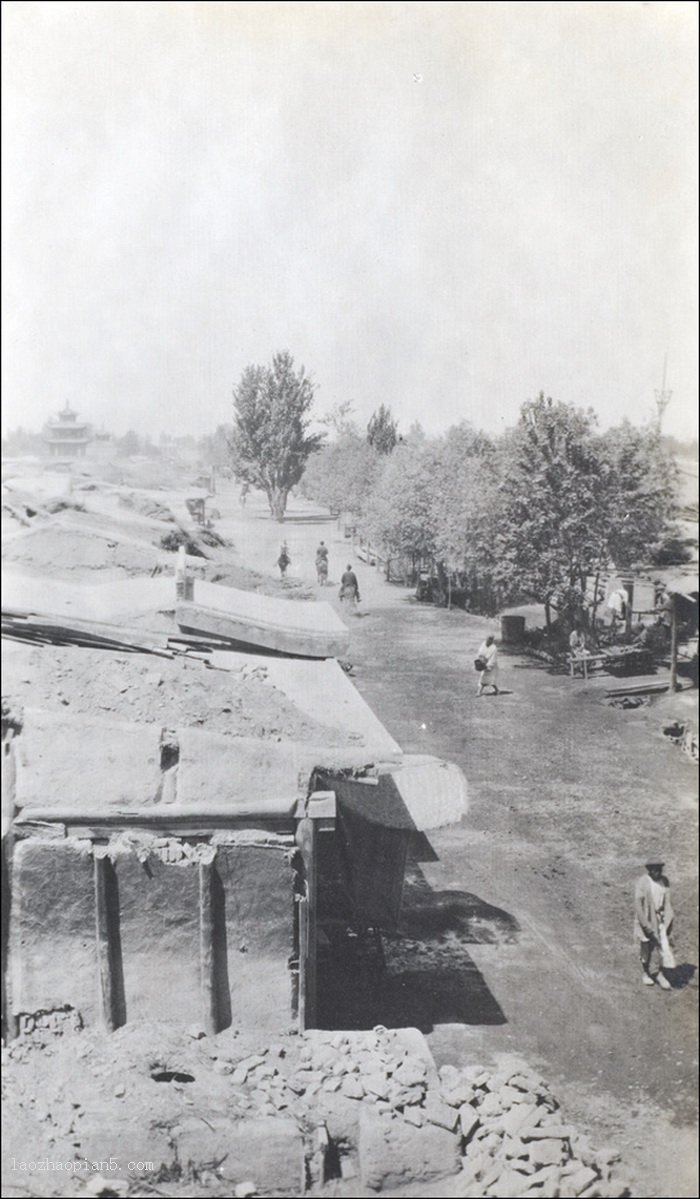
[
  {"left": 44, "top": 403, "right": 92, "bottom": 458},
  {"left": 88, "top": 427, "right": 115, "bottom": 460}
]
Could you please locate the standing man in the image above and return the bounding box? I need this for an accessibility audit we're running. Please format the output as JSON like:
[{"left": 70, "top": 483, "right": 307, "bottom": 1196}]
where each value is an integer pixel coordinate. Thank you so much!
[
  {"left": 476, "top": 634, "right": 500, "bottom": 696},
  {"left": 315, "top": 540, "right": 329, "bottom": 585},
  {"left": 277, "top": 542, "right": 291, "bottom": 579},
  {"left": 634, "top": 858, "right": 675, "bottom": 990}
]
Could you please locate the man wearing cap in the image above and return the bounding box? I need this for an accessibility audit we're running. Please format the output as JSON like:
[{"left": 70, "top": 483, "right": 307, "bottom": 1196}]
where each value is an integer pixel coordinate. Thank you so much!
[{"left": 634, "top": 859, "right": 675, "bottom": 990}]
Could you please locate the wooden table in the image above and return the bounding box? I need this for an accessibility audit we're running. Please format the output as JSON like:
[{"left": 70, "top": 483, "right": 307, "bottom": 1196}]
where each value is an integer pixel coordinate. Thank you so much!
[{"left": 568, "top": 652, "right": 607, "bottom": 681}]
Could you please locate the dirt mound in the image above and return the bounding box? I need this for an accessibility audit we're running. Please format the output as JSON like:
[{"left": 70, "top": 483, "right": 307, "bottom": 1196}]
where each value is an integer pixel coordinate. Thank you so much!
[
  {"left": 2, "top": 641, "right": 355, "bottom": 745},
  {"left": 118, "top": 490, "right": 177, "bottom": 522},
  {"left": 3, "top": 520, "right": 167, "bottom": 578}
]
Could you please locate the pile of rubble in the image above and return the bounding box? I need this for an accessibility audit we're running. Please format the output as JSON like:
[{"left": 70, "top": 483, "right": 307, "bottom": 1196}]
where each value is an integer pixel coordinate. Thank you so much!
[
  {"left": 662, "top": 719, "right": 699, "bottom": 762},
  {"left": 2, "top": 1023, "right": 630, "bottom": 1198},
  {"left": 452, "top": 1065, "right": 626, "bottom": 1198}
]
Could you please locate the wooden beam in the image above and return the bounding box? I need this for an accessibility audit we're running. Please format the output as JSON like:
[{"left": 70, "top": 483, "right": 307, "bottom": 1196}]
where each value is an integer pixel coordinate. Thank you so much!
[
  {"left": 15, "top": 800, "right": 298, "bottom": 825},
  {"left": 199, "top": 862, "right": 217, "bottom": 1035},
  {"left": 177, "top": 601, "right": 347, "bottom": 659},
  {"left": 296, "top": 817, "right": 318, "bottom": 1032},
  {"left": 94, "top": 857, "right": 116, "bottom": 1031}
]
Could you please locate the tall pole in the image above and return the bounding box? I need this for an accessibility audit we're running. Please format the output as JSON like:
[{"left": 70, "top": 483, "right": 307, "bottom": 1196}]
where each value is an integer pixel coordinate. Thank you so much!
[
  {"left": 669, "top": 595, "right": 679, "bottom": 692},
  {"left": 654, "top": 353, "right": 672, "bottom": 432}
]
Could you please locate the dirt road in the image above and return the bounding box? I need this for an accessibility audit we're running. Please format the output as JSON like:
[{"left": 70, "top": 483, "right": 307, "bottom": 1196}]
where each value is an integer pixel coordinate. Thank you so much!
[{"left": 223, "top": 485, "right": 698, "bottom": 1199}]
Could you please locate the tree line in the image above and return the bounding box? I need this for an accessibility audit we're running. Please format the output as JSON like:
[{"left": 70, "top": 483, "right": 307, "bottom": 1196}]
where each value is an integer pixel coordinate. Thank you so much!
[{"left": 223, "top": 351, "right": 689, "bottom": 625}]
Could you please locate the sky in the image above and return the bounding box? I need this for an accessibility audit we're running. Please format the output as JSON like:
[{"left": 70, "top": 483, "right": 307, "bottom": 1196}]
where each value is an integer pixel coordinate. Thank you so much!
[{"left": 2, "top": 1, "right": 698, "bottom": 441}]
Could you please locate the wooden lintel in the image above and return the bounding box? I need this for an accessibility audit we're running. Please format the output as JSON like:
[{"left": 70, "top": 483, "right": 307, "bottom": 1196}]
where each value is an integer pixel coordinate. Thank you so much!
[{"left": 15, "top": 802, "right": 298, "bottom": 825}]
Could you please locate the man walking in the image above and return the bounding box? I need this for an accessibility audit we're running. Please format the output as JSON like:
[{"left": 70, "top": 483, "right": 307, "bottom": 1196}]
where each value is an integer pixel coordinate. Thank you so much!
[
  {"left": 476, "top": 634, "right": 500, "bottom": 696},
  {"left": 315, "top": 540, "right": 329, "bottom": 585},
  {"left": 634, "top": 858, "right": 675, "bottom": 990}
]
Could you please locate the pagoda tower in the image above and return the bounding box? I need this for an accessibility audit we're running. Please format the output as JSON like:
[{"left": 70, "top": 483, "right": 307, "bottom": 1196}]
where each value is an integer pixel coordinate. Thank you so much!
[{"left": 44, "top": 403, "right": 92, "bottom": 458}]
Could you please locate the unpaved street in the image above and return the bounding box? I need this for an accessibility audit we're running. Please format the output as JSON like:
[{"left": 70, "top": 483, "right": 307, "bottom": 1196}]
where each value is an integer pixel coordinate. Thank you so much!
[{"left": 222, "top": 485, "right": 698, "bottom": 1199}]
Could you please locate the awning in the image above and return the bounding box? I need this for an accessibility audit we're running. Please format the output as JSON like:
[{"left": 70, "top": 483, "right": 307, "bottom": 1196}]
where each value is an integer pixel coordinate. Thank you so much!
[{"left": 663, "top": 573, "right": 699, "bottom": 599}]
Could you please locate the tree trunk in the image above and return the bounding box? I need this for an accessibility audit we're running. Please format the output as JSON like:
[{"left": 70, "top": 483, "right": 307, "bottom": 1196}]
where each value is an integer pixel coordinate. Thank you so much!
[
  {"left": 270, "top": 488, "right": 289, "bottom": 522},
  {"left": 590, "top": 569, "right": 601, "bottom": 633},
  {"left": 544, "top": 598, "right": 552, "bottom": 635}
]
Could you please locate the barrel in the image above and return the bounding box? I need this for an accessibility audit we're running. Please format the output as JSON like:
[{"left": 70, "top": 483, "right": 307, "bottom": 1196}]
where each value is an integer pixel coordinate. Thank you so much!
[{"left": 501, "top": 614, "right": 526, "bottom": 644}]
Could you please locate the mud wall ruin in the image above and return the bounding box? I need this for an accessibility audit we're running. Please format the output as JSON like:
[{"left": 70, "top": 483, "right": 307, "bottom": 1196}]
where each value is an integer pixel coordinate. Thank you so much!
[{"left": 7, "top": 835, "right": 298, "bottom": 1034}]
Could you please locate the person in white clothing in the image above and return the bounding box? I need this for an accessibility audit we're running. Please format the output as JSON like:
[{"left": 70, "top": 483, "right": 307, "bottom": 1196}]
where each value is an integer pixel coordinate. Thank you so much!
[
  {"left": 634, "top": 858, "right": 675, "bottom": 990},
  {"left": 476, "top": 635, "right": 500, "bottom": 696}
]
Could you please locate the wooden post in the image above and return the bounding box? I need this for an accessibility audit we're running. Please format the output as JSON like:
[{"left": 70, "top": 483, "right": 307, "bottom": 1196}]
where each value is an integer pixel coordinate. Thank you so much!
[
  {"left": 199, "top": 862, "right": 217, "bottom": 1036},
  {"left": 624, "top": 580, "right": 634, "bottom": 638},
  {"left": 670, "top": 594, "right": 679, "bottom": 692},
  {"left": 296, "top": 818, "right": 317, "bottom": 1031},
  {"left": 94, "top": 856, "right": 116, "bottom": 1031}
]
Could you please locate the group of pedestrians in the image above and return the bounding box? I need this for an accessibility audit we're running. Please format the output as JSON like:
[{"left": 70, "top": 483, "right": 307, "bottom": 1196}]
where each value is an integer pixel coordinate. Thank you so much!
[
  {"left": 275, "top": 539, "right": 361, "bottom": 615},
  {"left": 274, "top": 522, "right": 682, "bottom": 991}
]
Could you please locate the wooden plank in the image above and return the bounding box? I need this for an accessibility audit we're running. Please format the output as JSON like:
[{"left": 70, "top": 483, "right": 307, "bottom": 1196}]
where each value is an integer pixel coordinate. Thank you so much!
[
  {"left": 1, "top": 610, "right": 171, "bottom": 654},
  {"left": 296, "top": 817, "right": 317, "bottom": 1031},
  {"left": 605, "top": 681, "right": 669, "bottom": 697},
  {"left": 177, "top": 601, "right": 346, "bottom": 659}
]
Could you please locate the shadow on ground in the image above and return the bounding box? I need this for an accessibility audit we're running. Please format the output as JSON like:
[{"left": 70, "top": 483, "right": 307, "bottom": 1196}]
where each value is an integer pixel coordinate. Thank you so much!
[
  {"left": 667, "top": 963, "right": 697, "bottom": 989},
  {"left": 316, "top": 865, "right": 517, "bottom": 1032}
]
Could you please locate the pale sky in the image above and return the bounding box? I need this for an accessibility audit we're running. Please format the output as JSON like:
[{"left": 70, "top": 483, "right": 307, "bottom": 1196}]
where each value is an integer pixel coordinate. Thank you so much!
[{"left": 2, "top": 1, "right": 698, "bottom": 440}]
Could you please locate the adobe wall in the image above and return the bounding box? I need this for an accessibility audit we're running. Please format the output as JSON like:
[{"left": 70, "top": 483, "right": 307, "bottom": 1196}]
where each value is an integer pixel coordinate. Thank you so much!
[
  {"left": 9, "top": 839, "right": 98, "bottom": 1024},
  {"left": 8, "top": 835, "right": 297, "bottom": 1033}
]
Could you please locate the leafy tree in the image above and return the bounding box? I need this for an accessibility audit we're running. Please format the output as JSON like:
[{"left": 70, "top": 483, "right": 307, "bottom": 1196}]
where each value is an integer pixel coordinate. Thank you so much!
[
  {"left": 230, "top": 351, "right": 324, "bottom": 521},
  {"left": 598, "top": 421, "right": 679, "bottom": 568},
  {"left": 318, "top": 402, "right": 357, "bottom": 437},
  {"left": 117, "top": 430, "right": 141, "bottom": 457},
  {"left": 1, "top": 426, "right": 44, "bottom": 456},
  {"left": 429, "top": 424, "right": 506, "bottom": 610},
  {"left": 367, "top": 404, "right": 398, "bottom": 454},
  {"left": 498, "top": 393, "right": 606, "bottom": 629},
  {"left": 497, "top": 396, "right": 681, "bottom": 630},
  {"left": 199, "top": 424, "right": 234, "bottom": 470},
  {"left": 301, "top": 430, "right": 381, "bottom": 517},
  {"left": 366, "top": 441, "right": 439, "bottom": 567},
  {"left": 404, "top": 421, "right": 427, "bottom": 445}
]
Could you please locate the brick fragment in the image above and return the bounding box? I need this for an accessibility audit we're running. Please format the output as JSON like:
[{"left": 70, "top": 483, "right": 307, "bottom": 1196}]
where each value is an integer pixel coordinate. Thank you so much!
[
  {"left": 424, "top": 1096, "right": 459, "bottom": 1131},
  {"left": 529, "top": 1138, "right": 567, "bottom": 1167},
  {"left": 340, "top": 1075, "right": 364, "bottom": 1100},
  {"left": 458, "top": 1104, "right": 480, "bottom": 1142},
  {"left": 503, "top": 1102, "right": 539, "bottom": 1137},
  {"left": 364, "top": 1073, "right": 390, "bottom": 1100},
  {"left": 478, "top": 1092, "right": 503, "bottom": 1117},
  {"left": 523, "top": 1123, "right": 574, "bottom": 1141},
  {"left": 566, "top": 1165, "right": 599, "bottom": 1195},
  {"left": 359, "top": 1106, "right": 460, "bottom": 1190},
  {"left": 393, "top": 1055, "right": 428, "bottom": 1086}
]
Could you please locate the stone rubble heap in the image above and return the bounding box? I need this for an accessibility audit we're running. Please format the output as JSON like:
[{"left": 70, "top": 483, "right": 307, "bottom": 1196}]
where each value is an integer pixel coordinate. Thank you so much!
[
  {"left": 2, "top": 1022, "right": 630, "bottom": 1198},
  {"left": 447, "top": 1063, "right": 627, "bottom": 1199},
  {"left": 201, "top": 1027, "right": 630, "bottom": 1197}
]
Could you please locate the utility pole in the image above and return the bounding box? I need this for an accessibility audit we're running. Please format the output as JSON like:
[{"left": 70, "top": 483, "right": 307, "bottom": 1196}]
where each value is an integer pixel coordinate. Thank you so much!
[{"left": 654, "top": 353, "right": 672, "bottom": 431}]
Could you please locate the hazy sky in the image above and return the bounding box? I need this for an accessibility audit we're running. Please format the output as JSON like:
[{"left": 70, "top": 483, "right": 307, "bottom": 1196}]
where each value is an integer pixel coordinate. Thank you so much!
[{"left": 2, "top": 1, "right": 698, "bottom": 440}]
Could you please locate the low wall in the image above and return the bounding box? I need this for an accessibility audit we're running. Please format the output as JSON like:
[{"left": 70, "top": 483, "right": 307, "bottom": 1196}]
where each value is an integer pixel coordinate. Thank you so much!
[{"left": 8, "top": 835, "right": 297, "bottom": 1034}]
